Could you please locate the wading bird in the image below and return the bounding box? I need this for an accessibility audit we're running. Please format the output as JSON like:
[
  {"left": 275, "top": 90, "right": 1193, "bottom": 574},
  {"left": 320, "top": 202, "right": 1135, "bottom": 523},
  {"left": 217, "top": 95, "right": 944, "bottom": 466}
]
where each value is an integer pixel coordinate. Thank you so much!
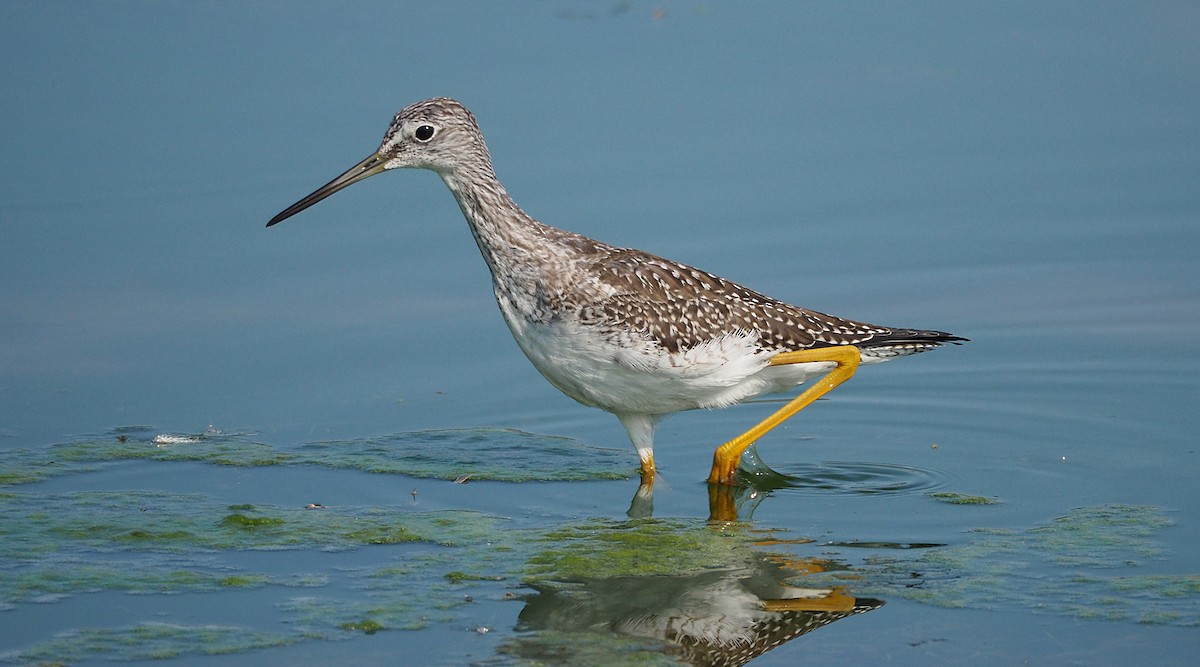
[{"left": 267, "top": 98, "right": 965, "bottom": 486}]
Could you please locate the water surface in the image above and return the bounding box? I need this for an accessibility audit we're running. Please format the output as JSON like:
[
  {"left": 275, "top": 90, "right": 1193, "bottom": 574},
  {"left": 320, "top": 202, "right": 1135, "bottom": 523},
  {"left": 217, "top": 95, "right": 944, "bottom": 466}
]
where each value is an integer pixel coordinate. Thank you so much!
[{"left": 2, "top": 2, "right": 1198, "bottom": 664}]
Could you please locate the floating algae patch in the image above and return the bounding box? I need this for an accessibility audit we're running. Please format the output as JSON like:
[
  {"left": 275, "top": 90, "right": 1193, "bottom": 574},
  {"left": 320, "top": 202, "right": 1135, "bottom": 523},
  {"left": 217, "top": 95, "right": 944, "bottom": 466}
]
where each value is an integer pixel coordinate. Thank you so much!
[
  {"left": 50, "top": 432, "right": 295, "bottom": 468},
  {"left": 2, "top": 427, "right": 632, "bottom": 487},
  {"left": 1, "top": 490, "right": 498, "bottom": 558},
  {"left": 0, "top": 556, "right": 303, "bottom": 605},
  {"left": 1026, "top": 503, "right": 1173, "bottom": 567},
  {"left": 0, "top": 432, "right": 292, "bottom": 487},
  {"left": 282, "top": 594, "right": 433, "bottom": 636},
  {"left": 0, "top": 447, "right": 90, "bottom": 485},
  {"left": 0, "top": 480, "right": 526, "bottom": 661},
  {"left": 280, "top": 536, "right": 524, "bottom": 637},
  {"left": 0, "top": 622, "right": 296, "bottom": 663},
  {"left": 929, "top": 492, "right": 1000, "bottom": 505},
  {"left": 219, "top": 512, "right": 287, "bottom": 530},
  {"left": 794, "top": 504, "right": 1200, "bottom": 626},
  {"left": 297, "top": 427, "right": 632, "bottom": 482},
  {"left": 340, "top": 618, "right": 385, "bottom": 634},
  {"left": 281, "top": 575, "right": 454, "bottom": 636},
  {"left": 2, "top": 486, "right": 860, "bottom": 663},
  {"left": 0, "top": 487, "right": 508, "bottom": 612},
  {"left": 524, "top": 518, "right": 762, "bottom": 582}
]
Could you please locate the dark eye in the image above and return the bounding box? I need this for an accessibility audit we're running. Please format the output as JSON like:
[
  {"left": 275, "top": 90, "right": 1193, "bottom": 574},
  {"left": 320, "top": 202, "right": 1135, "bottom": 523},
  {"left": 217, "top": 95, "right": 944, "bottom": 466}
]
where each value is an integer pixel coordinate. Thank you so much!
[{"left": 414, "top": 125, "right": 436, "bottom": 142}]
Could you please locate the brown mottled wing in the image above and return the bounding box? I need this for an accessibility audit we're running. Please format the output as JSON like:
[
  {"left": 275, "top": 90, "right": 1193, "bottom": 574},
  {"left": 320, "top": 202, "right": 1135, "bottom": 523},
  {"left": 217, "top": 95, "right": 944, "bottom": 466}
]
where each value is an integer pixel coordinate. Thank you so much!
[
  {"left": 584, "top": 249, "right": 876, "bottom": 353},
  {"left": 584, "top": 248, "right": 960, "bottom": 354}
]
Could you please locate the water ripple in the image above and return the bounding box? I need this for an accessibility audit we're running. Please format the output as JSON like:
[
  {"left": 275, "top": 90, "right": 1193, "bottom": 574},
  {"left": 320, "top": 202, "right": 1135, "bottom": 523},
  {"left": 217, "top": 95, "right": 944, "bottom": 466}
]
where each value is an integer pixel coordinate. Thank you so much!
[{"left": 739, "top": 446, "right": 952, "bottom": 496}]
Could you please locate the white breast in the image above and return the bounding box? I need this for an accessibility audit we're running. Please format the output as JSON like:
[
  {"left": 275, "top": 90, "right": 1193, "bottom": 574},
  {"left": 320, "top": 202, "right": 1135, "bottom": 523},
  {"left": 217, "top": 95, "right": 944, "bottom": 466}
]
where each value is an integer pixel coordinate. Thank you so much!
[{"left": 497, "top": 300, "right": 832, "bottom": 416}]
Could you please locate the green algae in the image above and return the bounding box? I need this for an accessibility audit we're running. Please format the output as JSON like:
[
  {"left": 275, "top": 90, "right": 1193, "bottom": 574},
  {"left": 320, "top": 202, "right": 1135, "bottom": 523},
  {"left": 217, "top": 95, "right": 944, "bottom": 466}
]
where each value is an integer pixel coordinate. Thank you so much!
[
  {"left": 4, "top": 426, "right": 1198, "bottom": 665},
  {"left": 10, "top": 486, "right": 1193, "bottom": 666},
  {"left": 524, "top": 518, "right": 751, "bottom": 582},
  {"left": 0, "top": 495, "right": 510, "bottom": 659},
  {"left": 276, "top": 552, "right": 489, "bottom": 638},
  {"left": 298, "top": 427, "right": 631, "bottom": 482},
  {"left": 341, "top": 524, "right": 421, "bottom": 544},
  {"left": 220, "top": 513, "right": 287, "bottom": 529},
  {"left": 0, "top": 448, "right": 84, "bottom": 486},
  {"left": 340, "top": 619, "right": 385, "bottom": 634},
  {"left": 218, "top": 575, "right": 269, "bottom": 588},
  {"left": 1027, "top": 504, "right": 1173, "bottom": 566},
  {"left": 793, "top": 504, "right": 1200, "bottom": 626},
  {"left": 282, "top": 595, "right": 430, "bottom": 635},
  {"left": 2, "top": 559, "right": 317, "bottom": 604},
  {"left": 2, "top": 623, "right": 296, "bottom": 663},
  {"left": 444, "top": 570, "right": 506, "bottom": 584},
  {"left": 0, "top": 489, "right": 499, "bottom": 559},
  {"left": 52, "top": 435, "right": 295, "bottom": 468},
  {"left": 929, "top": 492, "right": 1000, "bottom": 505},
  {"left": 0, "top": 487, "right": 506, "bottom": 616},
  {"left": 0, "top": 476, "right": 521, "bottom": 662},
  {"left": 0, "top": 427, "right": 632, "bottom": 488}
]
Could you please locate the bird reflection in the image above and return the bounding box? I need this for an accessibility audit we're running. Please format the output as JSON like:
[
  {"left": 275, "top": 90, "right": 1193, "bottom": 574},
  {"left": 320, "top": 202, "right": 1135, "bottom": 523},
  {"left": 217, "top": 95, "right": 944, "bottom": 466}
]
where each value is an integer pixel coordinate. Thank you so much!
[
  {"left": 628, "top": 443, "right": 938, "bottom": 522},
  {"left": 627, "top": 445, "right": 795, "bottom": 521},
  {"left": 511, "top": 552, "right": 882, "bottom": 666},
  {"left": 626, "top": 474, "right": 762, "bottom": 522}
]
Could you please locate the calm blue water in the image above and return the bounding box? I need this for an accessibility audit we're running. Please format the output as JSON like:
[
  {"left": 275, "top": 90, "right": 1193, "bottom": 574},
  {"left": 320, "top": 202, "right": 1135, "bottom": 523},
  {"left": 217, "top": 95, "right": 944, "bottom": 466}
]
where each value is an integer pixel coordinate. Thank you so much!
[{"left": 2, "top": 2, "right": 1198, "bottom": 665}]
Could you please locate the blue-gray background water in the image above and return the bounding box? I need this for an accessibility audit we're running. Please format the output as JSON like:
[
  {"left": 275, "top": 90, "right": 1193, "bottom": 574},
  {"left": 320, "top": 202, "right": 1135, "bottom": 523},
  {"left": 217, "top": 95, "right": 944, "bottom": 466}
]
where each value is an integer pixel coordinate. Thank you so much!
[{"left": 2, "top": 2, "right": 1197, "bottom": 665}]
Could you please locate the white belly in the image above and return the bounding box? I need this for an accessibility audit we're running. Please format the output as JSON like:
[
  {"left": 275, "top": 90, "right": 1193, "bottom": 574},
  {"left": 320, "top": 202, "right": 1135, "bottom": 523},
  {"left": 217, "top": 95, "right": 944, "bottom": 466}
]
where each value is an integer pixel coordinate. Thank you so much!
[{"left": 498, "top": 306, "right": 833, "bottom": 416}]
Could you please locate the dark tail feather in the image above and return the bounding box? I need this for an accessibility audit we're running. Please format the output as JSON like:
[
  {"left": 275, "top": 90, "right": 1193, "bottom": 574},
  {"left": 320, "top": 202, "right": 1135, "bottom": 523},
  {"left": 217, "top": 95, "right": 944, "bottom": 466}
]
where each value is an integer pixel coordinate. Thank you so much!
[{"left": 861, "top": 328, "right": 968, "bottom": 349}]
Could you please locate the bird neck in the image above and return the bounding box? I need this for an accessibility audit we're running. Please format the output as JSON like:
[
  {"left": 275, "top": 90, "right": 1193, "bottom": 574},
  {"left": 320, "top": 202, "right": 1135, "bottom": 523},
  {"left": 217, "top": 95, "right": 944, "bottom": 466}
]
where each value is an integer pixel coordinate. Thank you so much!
[{"left": 438, "top": 165, "right": 556, "bottom": 279}]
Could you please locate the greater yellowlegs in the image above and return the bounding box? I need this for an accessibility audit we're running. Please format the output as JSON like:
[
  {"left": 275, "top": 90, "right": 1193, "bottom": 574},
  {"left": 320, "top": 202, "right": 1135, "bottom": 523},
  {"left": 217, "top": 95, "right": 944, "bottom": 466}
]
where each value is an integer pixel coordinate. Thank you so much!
[{"left": 267, "top": 98, "right": 965, "bottom": 485}]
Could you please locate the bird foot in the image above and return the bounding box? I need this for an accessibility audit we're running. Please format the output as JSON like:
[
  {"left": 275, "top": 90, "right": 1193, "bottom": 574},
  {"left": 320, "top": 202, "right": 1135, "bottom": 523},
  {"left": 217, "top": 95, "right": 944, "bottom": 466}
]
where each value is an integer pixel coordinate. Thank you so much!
[
  {"left": 708, "top": 451, "right": 743, "bottom": 486},
  {"left": 708, "top": 472, "right": 740, "bottom": 486}
]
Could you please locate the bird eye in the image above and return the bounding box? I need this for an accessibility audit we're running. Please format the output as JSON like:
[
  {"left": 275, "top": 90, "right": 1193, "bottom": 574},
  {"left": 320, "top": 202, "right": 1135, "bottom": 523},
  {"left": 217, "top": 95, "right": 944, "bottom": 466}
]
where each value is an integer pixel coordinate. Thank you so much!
[{"left": 414, "top": 125, "right": 436, "bottom": 142}]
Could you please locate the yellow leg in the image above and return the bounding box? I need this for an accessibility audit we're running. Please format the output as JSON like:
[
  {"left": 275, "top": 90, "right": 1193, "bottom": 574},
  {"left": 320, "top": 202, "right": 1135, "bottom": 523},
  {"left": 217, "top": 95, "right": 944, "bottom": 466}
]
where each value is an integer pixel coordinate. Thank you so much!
[
  {"left": 639, "top": 452, "right": 656, "bottom": 479},
  {"left": 639, "top": 456, "right": 656, "bottom": 485},
  {"left": 708, "top": 346, "right": 861, "bottom": 485},
  {"left": 761, "top": 586, "right": 857, "bottom": 613}
]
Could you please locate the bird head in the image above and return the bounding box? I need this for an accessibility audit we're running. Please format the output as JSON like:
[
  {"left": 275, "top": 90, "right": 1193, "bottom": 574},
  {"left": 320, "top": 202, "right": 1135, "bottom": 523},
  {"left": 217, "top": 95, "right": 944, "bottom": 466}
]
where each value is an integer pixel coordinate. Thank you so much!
[{"left": 267, "top": 97, "right": 490, "bottom": 227}]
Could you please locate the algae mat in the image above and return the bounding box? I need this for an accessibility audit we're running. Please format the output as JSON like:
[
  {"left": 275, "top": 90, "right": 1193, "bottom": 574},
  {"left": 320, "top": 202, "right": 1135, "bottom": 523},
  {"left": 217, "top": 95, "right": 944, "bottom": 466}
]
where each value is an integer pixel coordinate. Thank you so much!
[{"left": 1, "top": 430, "right": 1197, "bottom": 664}]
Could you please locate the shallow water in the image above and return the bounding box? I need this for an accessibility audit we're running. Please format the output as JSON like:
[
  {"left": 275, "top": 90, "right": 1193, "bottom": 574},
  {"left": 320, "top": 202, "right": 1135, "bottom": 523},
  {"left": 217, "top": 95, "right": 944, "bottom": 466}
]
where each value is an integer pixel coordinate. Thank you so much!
[{"left": 2, "top": 2, "right": 1198, "bottom": 665}]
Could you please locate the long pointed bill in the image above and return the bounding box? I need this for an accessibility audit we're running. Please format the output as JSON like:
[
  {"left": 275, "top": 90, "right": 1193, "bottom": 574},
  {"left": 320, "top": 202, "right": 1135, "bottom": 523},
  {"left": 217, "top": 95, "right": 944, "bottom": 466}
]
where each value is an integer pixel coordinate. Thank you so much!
[{"left": 267, "top": 153, "right": 387, "bottom": 227}]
